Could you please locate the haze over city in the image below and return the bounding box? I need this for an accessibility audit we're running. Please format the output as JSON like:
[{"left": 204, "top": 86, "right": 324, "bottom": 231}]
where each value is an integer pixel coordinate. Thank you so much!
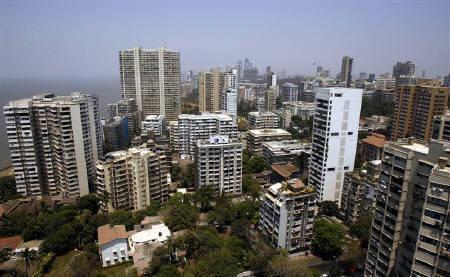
[{"left": 1, "top": 0, "right": 450, "bottom": 80}]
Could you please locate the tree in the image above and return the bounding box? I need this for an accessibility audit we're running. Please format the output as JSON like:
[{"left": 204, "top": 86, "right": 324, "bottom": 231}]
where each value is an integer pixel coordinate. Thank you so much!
[
  {"left": 164, "top": 202, "right": 198, "bottom": 231},
  {"left": 243, "top": 151, "right": 269, "bottom": 174},
  {"left": 63, "top": 252, "right": 97, "bottom": 277},
  {"left": 170, "top": 164, "right": 182, "bottom": 182},
  {"left": 194, "top": 186, "right": 216, "bottom": 212},
  {"left": 185, "top": 248, "right": 241, "bottom": 276},
  {"left": 318, "top": 201, "right": 339, "bottom": 217},
  {"left": 22, "top": 248, "right": 37, "bottom": 277},
  {"left": 41, "top": 223, "right": 76, "bottom": 255},
  {"left": 77, "top": 194, "right": 101, "bottom": 214},
  {"left": 207, "top": 196, "right": 234, "bottom": 231},
  {"left": 266, "top": 255, "right": 319, "bottom": 277},
  {"left": 0, "top": 175, "right": 20, "bottom": 202},
  {"left": 349, "top": 215, "right": 372, "bottom": 249},
  {"left": 242, "top": 175, "right": 261, "bottom": 199},
  {"left": 311, "top": 219, "right": 346, "bottom": 260}
]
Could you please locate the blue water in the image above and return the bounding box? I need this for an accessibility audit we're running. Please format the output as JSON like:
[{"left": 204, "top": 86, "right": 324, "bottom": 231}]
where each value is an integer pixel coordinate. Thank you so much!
[{"left": 0, "top": 77, "right": 122, "bottom": 169}]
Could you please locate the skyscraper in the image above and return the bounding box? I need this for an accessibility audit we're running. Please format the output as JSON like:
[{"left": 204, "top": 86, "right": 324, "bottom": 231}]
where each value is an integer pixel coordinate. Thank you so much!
[
  {"left": 4, "top": 93, "right": 102, "bottom": 197},
  {"left": 392, "top": 85, "right": 449, "bottom": 141},
  {"left": 308, "top": 88, "right": 362, "bottom": 204},
  {"left": 364, "top": 139, "right": 450, "bottom": 277},
  {"left": 222, "top": 88, "right": 237, "bottom": 120},
  {"left": 199, "top": 68, "right": 236, "bottom": 113},
  {"left": 392, "top": 61, "right": 416, "bottom": 86},
  {"left": 340, "top": 56, "right": 353, "bottom": 87},
  {"left": 280, "top": 83, "right": 299, "bottom": 103},
  {"left": 119, "top": 47, "right": 181, "bottom": 121}
]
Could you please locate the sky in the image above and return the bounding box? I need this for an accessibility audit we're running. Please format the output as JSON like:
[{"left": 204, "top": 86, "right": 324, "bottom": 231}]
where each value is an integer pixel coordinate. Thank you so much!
[{"left": 1, "top": 0, "right": 449, "bottom": 80}]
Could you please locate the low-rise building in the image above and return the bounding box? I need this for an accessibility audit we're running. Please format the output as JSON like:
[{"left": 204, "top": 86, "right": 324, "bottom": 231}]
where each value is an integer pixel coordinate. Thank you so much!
[
  {"left": 262, "top": 140, "right": 311, "bottom": 165},
  {"left": 259, "top": 179, "right": 316, "bottom": 255},
  {"left": 271, "top": 163, "right": 300, "bottom": 182},
  {"left": 247, "top": 129, "right": 292, "bottom": 155},
  {"left": 361, "top": 133, "right": 386, "bottom": 162},
  {"left": 98, "top": 224, "right": 130, "bottom": 267},
  {"left": 247, "top": 111, "right": 280, "bottom": 129},
  {"left": 141, "top": 115, "right": 166, "bottom": 137},
  {"left": 283, "top": 101, "right": 315, "bottom": 120}
]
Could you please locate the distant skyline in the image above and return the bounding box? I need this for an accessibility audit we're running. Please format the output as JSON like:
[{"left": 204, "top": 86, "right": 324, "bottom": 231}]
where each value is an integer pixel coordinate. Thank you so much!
[{"left": 1, "top": 0, "right": 449, "bottom": 80}]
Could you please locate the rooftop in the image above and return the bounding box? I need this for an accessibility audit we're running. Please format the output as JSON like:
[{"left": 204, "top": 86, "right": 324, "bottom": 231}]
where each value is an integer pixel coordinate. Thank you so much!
[
  {"left": 98, "top": 225, "right": 128, "bottom": 245},
  {"left": 0, "top": 235, "right": 23, "bottom": 250},
  {"left": 248, "top": 111, "right": 277, "bottom": 117},
  {"left": 248, "top": 129, "right": 291, "bottom": 137},
  {"left": 271, "top": 163, "right": 300, "bottom": 178},
  {"left": 130, "top": 223, "right": 171, "bottom": 244},
  {"left": 268, "top": 179, "right": 315, "bottom": 196},
  {"left": 361, "top": 133, "right": 386, "bottom": 148},
  {"left": 178, "top": 112, "right": 233, "bottom": 121},
  {"left": 263, "top": 140, "right": 311, "bottom": 151}
]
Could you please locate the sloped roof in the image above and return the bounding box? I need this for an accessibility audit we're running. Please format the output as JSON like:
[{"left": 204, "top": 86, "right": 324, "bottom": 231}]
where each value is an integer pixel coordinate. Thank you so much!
[
  {"left": 98, "top": 225, "right": 127, "bottom": 245},
  {"left": 362, "top": 133, "right": 386, "bottom": 148}
]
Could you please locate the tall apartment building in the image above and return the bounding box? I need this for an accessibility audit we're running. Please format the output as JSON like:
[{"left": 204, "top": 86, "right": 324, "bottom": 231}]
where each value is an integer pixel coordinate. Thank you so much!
[
  {"left": 119, "top": 47, "right": 181, "bottom": 121},
  {"left": 392, "top": 85, "right": 449, "bottom": 141},
  {"left": 103, "top": 116, "right": 130, "bottom": 153},
  {"left": 308, "top": 88, "right": 362, "bottom": 204},
  {"left": 283, "top": 101, "right": 315, "bottom": 120},
  {"left": 264, "top": 87, "right": 277, "bottom": 112},
  {"left": 199, "top": 69, "right": 224, "bottom": 113},
  {"left": 96, "top": 144, "right": 170, "bottom": 212},
  {"left": 432, "top": 112, "right": 450, "bottom": 141},
  {"left": 280, "top": 83, "right": 299, "bottom": 103},
  {"left": 247, "top": 111, "right": 280, "bottom": 129},
  {"left": 340, "top": 56, "right": 353, "bottom": 87},
  {"left": 259, "top": 179, "right": 316, "bottom": 255},
  {"left": 247, "top": 129, "right": 292, "bottom": 155},
  {"left": 339, "top": 164, "right": 380, "bottom": 224},
  {"left": 174, "top": 113, "right": 238, "bottom": 159},
  {"left": 108, "top": 98, "right": 140, "bottom": 138},
  {"left": 376, "top": 77, "right": 397, "bottom": 91},
  {"left": 393, "top": 61, "right": 416, "bottom": 86},
  {"left": 411, "top": 162, "right": 450, "bottom": 277},
  {"left": 169, "top": 121, "right": 179, "bottom": 152},
  {"left": 4, "top": 93, "right": 102, "bottom": 197},
  {"left": 221, "top": 88, "right": 237, "bottom": 120},
  {"left": 199, "top": 69, "right": 237, "bottom": 113},
  {"left": 364, "top": 139, "right": 450, "bottom": 277},
  {"left": 372, "top": 89, "right": 396, "bottom": 104},
  {"left": 141, "top": 115, "right": 166, "bottom": 137},
  {"left": 195, "top": 135, "right": 242, "bottom": 195},
  {"left": 444, "top": 73, "right": 450, "bottom": 87}
]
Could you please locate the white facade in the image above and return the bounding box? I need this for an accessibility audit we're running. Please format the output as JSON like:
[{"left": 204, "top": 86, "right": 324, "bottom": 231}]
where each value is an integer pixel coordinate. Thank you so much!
[
  {"left": 283, "top": 101, "right": 315, "bottom": 120},
  {"left": 100, "top": 239, "right": 129, "bottom": 267},
  {"left": 248, "top": 111, "right": 280, "bottom": 129},
  {"left": 129, "top": 223, "right": 171, "bottom": 253},
  {"left": 4, "top": 93, "right": 102, "bottom": 197},
  {"left": 281, "top": 83, "right": 299, "bottom": 103},
  {"left": 175, "top": 113, "right": 238, "bottom": 159},
  {"left": 141, "top": 115, "right": 166, "bottom": 136},
  {"left": 308, "top": 87, "right": 362, "bottom": 204},
  {"left": 221, "top": 88, "right": 237, "bottom": 120},
  {"left": 259, "top": 180, "right": 316, "bottom": 254},
  {"left": 195, "top": 135, "right": 243, "bottom": 195},
  {"left": 224, "top": 69, "right": 238, "bottom": 90}
]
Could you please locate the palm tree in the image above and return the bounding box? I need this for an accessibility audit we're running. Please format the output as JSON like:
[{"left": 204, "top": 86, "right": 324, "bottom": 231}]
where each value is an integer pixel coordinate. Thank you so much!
[{"left": 22, "top": 248, "right": 35, "bottom": 277}]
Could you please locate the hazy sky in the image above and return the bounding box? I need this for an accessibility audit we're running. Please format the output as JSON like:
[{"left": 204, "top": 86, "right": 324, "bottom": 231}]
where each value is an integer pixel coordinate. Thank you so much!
[{"left": 1, "top": 0, "right": 449, "bottom": 80}]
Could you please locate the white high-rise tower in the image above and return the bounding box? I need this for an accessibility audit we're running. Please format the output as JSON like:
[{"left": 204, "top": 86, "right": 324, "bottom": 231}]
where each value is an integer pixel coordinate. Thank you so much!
[{"left": 308, "top": 87, "right": 362, "bottom": 204}]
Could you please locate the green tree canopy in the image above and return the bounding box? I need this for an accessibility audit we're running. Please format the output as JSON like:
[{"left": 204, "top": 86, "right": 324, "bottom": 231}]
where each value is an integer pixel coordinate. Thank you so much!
[{"left": 311, "top": 219, "right": 346, "bottom": 260}]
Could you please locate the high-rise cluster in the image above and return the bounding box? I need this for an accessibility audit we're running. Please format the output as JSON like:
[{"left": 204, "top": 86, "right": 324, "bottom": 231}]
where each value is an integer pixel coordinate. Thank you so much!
[{"left": 4, "top": 93, "right": 102, "bottom": 197}]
